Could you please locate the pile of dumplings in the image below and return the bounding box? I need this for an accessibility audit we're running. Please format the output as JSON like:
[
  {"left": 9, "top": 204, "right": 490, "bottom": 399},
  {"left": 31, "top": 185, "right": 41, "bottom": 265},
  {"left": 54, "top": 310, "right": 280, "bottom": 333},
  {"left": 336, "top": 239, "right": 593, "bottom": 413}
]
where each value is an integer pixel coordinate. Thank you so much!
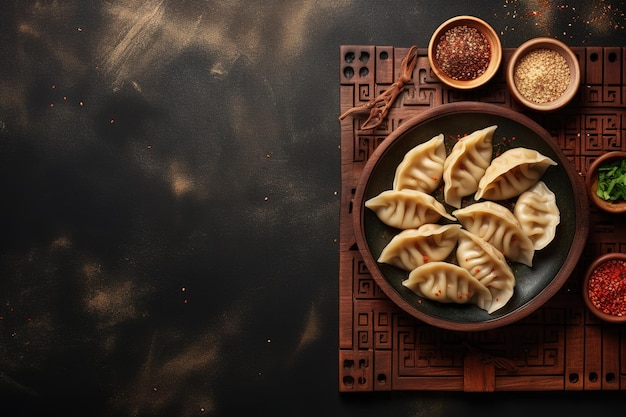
[{"left": 365, "top": 125, "right": 561, "bottom": 314}]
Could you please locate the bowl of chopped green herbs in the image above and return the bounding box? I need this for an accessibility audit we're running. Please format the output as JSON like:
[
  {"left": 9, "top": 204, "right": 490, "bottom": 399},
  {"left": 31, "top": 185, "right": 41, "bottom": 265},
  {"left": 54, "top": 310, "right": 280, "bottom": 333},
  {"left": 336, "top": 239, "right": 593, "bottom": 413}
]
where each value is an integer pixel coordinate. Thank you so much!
[{"left": 586, "top": 151, "right": 626, "bottom": 213}]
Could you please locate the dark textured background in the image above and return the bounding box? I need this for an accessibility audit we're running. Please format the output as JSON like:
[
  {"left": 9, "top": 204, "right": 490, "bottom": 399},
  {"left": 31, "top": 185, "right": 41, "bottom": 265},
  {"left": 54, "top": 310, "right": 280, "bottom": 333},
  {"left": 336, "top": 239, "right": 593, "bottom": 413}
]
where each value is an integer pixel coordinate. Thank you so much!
[{"left": 1, "top": 1, "right": 625, "bottom": 416}]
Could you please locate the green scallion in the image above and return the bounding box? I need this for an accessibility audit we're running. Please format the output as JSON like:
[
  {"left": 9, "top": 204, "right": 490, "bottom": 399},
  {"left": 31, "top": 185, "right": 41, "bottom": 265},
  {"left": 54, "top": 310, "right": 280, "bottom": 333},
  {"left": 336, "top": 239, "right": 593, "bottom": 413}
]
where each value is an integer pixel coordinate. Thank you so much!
[{"left": 596, "top": 159, "right": 626, "bottom": 201}]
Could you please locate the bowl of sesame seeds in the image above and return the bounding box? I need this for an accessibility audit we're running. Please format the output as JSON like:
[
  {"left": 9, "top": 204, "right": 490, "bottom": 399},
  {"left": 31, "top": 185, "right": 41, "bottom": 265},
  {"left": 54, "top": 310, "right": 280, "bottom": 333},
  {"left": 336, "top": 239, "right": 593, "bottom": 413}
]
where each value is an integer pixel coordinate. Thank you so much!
[
  {"left": 428, "top": 16, "right": 502, "bottom": 90},
  {"left": 506, "top": 37, "right": 581, "bottom": 112}
]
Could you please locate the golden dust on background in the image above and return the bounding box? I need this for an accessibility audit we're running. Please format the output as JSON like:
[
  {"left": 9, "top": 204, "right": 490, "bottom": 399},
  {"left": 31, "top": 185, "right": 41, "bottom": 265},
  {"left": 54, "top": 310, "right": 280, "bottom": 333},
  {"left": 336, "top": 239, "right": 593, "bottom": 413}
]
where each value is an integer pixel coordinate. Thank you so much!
[{"left": 496, "top": 0, "right": 625, "bottom": 41}]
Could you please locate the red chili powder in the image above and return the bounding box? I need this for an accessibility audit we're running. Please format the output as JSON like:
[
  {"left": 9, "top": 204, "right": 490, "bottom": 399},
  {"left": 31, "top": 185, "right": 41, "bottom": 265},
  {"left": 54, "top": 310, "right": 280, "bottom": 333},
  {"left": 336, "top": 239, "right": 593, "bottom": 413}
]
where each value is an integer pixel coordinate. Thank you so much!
[
  {"left": 588, "top": 259, "right": 626, "bottom": 316},
  {"left": 435, "top": 25, "right": 491, "bottom": 81}
]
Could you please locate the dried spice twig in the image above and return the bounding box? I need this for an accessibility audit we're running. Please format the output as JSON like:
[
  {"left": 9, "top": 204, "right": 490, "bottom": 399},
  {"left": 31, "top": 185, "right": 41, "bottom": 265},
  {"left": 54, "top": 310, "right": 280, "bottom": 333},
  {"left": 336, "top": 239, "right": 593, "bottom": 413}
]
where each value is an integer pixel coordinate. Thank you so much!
[{"left": 339, "top": 45, "right": 418, "bottom": 131}]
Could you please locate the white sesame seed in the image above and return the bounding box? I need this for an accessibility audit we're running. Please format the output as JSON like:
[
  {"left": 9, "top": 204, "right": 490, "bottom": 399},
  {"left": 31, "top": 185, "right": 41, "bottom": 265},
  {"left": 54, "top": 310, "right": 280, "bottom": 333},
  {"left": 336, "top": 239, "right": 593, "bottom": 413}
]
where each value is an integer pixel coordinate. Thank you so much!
[{"left": 513, "top": 48, "right": 571, "bottom": 104}]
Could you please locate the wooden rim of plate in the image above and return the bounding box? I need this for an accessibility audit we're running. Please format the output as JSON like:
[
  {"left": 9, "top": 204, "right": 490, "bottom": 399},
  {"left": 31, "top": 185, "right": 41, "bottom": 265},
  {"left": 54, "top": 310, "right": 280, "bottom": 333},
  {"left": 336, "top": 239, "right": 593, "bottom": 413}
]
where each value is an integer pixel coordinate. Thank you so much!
[{"left": 352, "top": 102, "right": 589, "bottom": 331}]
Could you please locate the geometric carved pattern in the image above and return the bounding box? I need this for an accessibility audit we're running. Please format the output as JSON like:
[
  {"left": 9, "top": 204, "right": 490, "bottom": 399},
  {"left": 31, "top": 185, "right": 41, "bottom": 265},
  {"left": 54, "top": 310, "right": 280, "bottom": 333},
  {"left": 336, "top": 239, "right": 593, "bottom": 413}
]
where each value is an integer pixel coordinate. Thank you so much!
[{"left": 339, "top": 45, "right": 626, "bottom": 392}]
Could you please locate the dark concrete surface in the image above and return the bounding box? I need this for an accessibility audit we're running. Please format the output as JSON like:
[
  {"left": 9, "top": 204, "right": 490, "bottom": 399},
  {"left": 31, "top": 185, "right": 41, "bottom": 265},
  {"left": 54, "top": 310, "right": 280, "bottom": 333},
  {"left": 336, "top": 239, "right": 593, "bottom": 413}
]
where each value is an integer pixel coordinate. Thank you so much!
[{"left": 1, "top": 1, "right": 625, "bottom": 416}]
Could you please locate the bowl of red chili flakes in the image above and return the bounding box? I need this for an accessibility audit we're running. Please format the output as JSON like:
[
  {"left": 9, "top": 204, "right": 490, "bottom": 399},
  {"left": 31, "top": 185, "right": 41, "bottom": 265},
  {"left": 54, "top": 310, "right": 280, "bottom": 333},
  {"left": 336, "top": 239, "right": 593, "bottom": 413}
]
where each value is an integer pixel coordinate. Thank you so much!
[
  {"left": 506, "top": 37, "right": 581, "bottom": 112},
  {"left": 428, "top": 16, "right": 502, "bottom": 90},
  {"left": 583, "top": 253, "right": 626, "bottom": 323}
]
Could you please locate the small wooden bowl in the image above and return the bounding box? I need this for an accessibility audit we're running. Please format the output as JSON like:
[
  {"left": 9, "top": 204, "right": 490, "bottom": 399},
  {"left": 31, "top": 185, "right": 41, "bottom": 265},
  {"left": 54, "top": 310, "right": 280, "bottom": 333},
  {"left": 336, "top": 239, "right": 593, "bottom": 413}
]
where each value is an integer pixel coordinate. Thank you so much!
[
  {"left": 582, "top": 253, "right": 626, "bottom": 323},
  {"left": 506, "top": 37, "right": 580, "bottom": 112},
  {"left": 428, "top": 16, "right": 502, "bottom": 89},
  {"left": 586, "top": 151, "right": 626, "bottom": 213}
]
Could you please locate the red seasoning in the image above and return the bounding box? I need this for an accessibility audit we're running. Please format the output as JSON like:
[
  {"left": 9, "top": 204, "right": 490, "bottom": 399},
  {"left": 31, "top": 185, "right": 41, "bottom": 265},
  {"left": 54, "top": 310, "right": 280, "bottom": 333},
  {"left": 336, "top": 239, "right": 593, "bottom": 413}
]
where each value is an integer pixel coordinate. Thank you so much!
[
  {"left": 587, "top": 259, "right": 626, "bottom": 316},
  {"left": 435, "top": 25, "right": 491, "bottom": 81}
]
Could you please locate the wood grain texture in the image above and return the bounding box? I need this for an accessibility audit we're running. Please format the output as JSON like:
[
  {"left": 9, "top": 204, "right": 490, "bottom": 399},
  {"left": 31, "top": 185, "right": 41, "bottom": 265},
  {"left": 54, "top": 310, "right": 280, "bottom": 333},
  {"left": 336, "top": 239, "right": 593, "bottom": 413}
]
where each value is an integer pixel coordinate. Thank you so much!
[{"left": 339, "top": 45, "right": 626, "bottom": 392}]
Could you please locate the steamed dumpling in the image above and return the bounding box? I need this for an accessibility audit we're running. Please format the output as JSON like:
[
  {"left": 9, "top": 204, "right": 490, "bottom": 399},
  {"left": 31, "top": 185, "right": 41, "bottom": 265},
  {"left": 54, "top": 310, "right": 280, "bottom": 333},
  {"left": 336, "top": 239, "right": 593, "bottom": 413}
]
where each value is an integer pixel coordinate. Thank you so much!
[
  {"left": 365, "top": 189, "right": 455, "bottom": 229},
  {"left": 474, "top": 147, "right": 557, "bottom": 201},
  {"left": 393, "top": 134, "right": 446, "bottom": 194},
  {"left": 453, "top": 201, "right": 535, "bottom": 266},
  {"left": 402, "top": 261, "right": 492, "bottom": 310},
  {"left": 514, "top": 181, "right": 560, "bottom": 250},
  {"left": 443, "top": 125, "right": 496, "bottom": 208},
  {"left": 456, "top": 229, "right": 516, "bottom": 314},
  {"left": 378, "top": 224, "right": 462, "bottom": 271}
]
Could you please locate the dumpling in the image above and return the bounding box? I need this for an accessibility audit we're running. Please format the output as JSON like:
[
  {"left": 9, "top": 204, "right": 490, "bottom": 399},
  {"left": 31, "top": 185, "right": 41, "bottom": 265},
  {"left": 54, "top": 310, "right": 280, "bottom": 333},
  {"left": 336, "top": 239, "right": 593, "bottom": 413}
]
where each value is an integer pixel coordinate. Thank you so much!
[
  {"left": 402, "top": 261, "right": 492, "bottom": 310},
  {"left": 377, "top": 224, "right": 462, "bottom": 271},
  {"left": 393, "top": 134, "right": 446, "bottom": 194},
  {"left": 453, "top": 201, "right": 535, "bottom": 266},
  {"left": 443, "top": 125, "right": 496, "bottom": 208},
  {"left": 456, "top": 229, "right": 516, "bottom": 314},
  {"left": 514, "top": 181, "right": 560, "bottom": 250},
  {"left": 365, "top": 189, "right": 455, "bottom": 229},
  {"left": 474, "top": 147, "right": 557, "bottom": 201}
]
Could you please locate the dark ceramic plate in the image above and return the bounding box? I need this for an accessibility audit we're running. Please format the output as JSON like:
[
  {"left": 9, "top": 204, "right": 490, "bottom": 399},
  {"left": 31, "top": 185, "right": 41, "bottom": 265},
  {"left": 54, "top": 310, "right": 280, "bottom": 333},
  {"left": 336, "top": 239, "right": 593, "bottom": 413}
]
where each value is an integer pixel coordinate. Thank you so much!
[{"left": 353, "top": 102, "right": 589, "bottom": 331}]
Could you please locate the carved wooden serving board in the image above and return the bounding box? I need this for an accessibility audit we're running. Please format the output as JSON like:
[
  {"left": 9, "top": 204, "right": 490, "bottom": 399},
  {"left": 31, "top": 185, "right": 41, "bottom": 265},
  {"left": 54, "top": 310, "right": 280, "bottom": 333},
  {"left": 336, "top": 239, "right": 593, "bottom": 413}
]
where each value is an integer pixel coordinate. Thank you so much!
[{"left": 338, "top": 45, "right": 626, "bottom": 392}]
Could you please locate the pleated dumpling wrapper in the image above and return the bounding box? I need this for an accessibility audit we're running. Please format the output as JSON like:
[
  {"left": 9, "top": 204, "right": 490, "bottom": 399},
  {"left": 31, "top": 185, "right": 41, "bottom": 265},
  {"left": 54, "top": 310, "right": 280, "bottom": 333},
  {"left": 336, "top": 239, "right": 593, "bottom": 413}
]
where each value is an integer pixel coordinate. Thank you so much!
[
  {"left": 365, "top": 189, "right": 455, "bottom": 230},
  {"left": 403, "top": 261, "right": 493, "bottom": 311},
  {"left": 453, "top": 201, "right": 535, "bottom": 266},
  {"left": 393, "top": 134, "right": 446, "bottom": 194},
  {"left": 456, "top": 229, "right": 516, "bottom": 314},
  {"left": 475, "top": 147, "right": 557, "bottom": 201},
  {"left": 377, "top": 224, "right": 462, "bottom": 271},
  {"left": 443, "top": 125, "right": 496, "bottom": 208},
  {"left": 514, "top": 181, "right": 560, "bottom": 250}
]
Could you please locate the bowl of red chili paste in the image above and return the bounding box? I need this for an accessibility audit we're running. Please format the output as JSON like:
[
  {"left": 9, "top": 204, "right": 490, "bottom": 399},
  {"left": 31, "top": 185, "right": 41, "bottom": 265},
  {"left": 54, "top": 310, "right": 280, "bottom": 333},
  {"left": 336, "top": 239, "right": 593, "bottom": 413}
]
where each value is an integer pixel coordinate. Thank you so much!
[
  {"left": 428, "top": 16, "right": 502, "bottom": 90},
  {"left": 586, "top": 151, "right": 626, "bottom": 214},
  {"left": 583, "top": 253, "right": 626, "bottom": 323}
]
